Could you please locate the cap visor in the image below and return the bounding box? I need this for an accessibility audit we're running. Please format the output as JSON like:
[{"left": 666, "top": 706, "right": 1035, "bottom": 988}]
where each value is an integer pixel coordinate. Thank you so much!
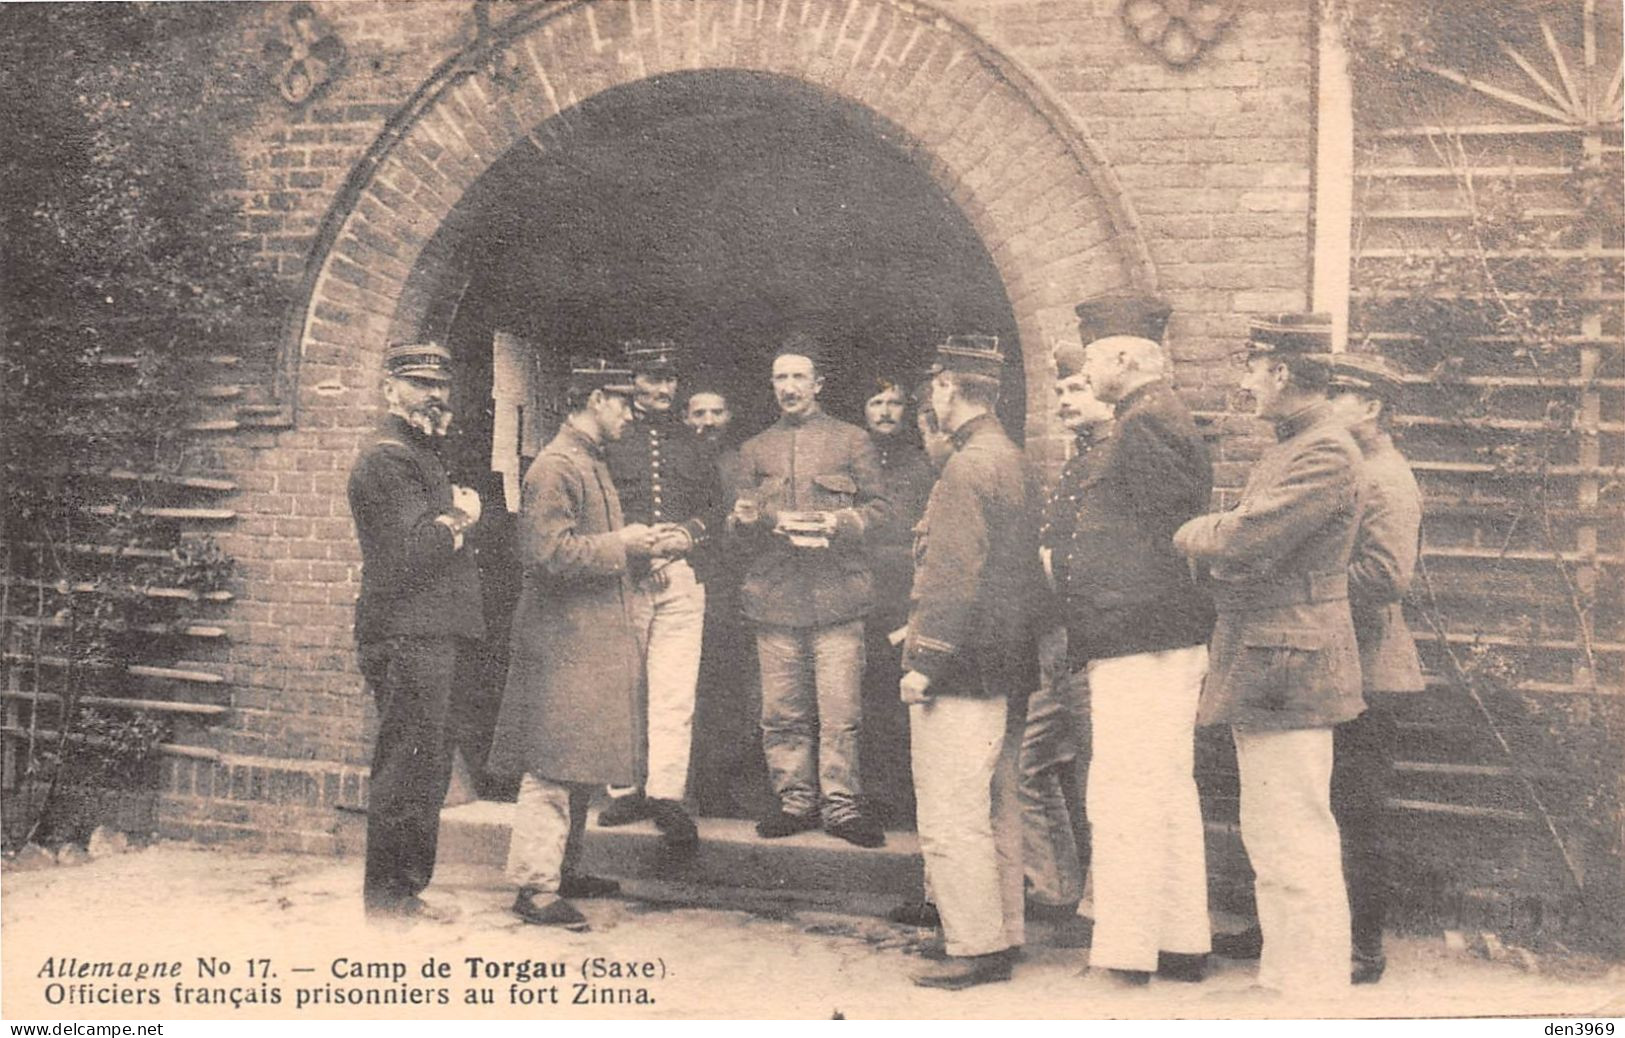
[{"left": 391, "top": 366, "right": 453, "bottom": 382}]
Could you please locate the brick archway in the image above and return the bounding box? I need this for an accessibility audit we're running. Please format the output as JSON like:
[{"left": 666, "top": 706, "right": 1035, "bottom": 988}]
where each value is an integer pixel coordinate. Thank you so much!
[{"left": 291, "top": 0, "right": 1156, "bottom": 454}]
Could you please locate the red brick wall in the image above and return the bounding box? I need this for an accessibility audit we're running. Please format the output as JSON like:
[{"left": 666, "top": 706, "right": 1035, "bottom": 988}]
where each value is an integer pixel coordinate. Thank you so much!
[{"left": 170, "top": 0, "right": 1315, "bottom": 849}]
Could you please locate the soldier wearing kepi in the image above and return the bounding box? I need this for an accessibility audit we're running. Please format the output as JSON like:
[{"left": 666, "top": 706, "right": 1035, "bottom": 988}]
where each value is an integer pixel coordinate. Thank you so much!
[
  {"left": 1020, "top": 338, "right": 1116, "bottom": 934},
  {"left": 596, "top": 340, "right": 722, "bottom": 855},
  {"left": 1174, "top": 313, "right": 1366, "bottom": 996},
  {"left": 902, "top": 335, "right": 1046, "bottom": 990},
  {"left": 1211, "top": 351, "right": 1427, "bottom": 984},
  {"left": 1323, "top": 352, "right": 1425, "bottom": 983},
  {"left": 1063, "top": 296, "right": 1216, "bottom": 986},
  {"left": 487, "top": 361, "right": 660, "bottom": 930},
  {"left": 731, "top": 333, "right": 893, "bottom": 847},
  {"left": 347, "top": 341, "right": 484, "bottom": 920}
]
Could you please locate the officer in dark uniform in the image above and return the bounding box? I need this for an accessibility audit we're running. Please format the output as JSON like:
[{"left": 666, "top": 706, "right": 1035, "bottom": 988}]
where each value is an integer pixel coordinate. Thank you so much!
[
  {"left": 597, "top": 340, "right": 722, "bottom": 852},
  {"left": 347, "top": 341, "right": 485, "bottom": 919},
  {"left": 902, "top": 335, "right": 1047, "bottom": 989}
]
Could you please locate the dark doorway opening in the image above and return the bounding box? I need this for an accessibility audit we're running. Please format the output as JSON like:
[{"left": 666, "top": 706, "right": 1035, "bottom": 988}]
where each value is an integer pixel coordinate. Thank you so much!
[{"left": 435, "top": 70, "right": 1021, "bottom": 827}]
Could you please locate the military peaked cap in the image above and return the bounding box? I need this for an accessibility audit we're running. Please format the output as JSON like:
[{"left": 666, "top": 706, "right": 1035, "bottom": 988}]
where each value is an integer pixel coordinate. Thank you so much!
[
  {"left": 1074, "top": 294, "right": 1173, "bottom": 347},
  {"left": 929, "top": 334, "right": 1005, "bottom": 381},
  {"left": 1319, "top": 351, "right": 1408, "bottom": 400},
  {"left": 1247, "top": 312, "right": 1334, "bottom": 354},
  {"left": 384, "top": 341, "right": 454, "bottom": 382},
  {"left": 623, "top": 339, "right": 683, "bottom": 376},
  {"left": 569, "top": 358, "right": 636, "bottom": 397}
]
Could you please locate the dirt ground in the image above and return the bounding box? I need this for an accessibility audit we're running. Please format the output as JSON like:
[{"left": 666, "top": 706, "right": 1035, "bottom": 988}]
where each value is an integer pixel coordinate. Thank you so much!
[{"left": 2, "top": 842, "right": 1622, "bottom": 1021}]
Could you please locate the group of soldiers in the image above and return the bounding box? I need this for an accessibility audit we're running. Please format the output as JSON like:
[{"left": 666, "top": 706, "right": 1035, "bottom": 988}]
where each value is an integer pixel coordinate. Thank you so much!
[{"left": 347, "top": 293, "right": 1424, "bottom": 997}]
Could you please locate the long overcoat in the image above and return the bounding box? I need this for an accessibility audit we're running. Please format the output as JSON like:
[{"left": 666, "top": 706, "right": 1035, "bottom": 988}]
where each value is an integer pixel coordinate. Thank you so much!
[
  {"left": 487, "top": 422, "right": 646, "bottom": 786},
  {"left": 1173, "top": 400, "right": 1366, "bottom": 730}
]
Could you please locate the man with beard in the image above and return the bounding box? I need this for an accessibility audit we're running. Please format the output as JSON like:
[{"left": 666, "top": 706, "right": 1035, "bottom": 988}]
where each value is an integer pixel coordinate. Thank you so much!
[
  {"left": 596, "top": 341, "right": 722, "bottom": 859},
  {"left": 902, "top": 335, "right": 1045, "bottom": 989},
  {"left": 683, "top": 382, "right": 776, "bottom": 818},
  {"left": 860, "top": 374, "right": 935, "bottom": 827},
  {"left": 730, "top": 334, "right": 892, "bottom": 847},
  {"left": 347, "top": 341, "right": 485, "bottom": 920},
  {"left": 1174, "top": 313, "right": 1365, "bottom": 996},
  {"left": 487, "top": 360, "right": 661, "bottom": 930}
]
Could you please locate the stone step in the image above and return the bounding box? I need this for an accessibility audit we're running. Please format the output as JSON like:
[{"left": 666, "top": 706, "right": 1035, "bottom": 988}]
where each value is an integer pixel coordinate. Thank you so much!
[{"left": 439, "top": 800, "right": 924, "bottom": 898}]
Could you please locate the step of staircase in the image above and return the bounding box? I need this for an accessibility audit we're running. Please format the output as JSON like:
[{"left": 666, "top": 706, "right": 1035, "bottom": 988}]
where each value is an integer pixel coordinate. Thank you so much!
[{"left": 438, "top": 800, "right": 924, "bottom": 897}]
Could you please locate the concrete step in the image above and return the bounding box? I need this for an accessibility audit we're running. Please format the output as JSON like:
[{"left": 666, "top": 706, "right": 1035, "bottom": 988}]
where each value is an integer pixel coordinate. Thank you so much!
[{"left": 439, "top": 800, "right": 924, "bottom": 898}]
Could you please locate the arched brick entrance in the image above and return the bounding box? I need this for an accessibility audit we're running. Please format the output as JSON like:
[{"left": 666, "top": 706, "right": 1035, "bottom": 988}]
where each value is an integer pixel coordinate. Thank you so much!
[{"left": 290, "top": 0, "right": 1155, "bottom": 459}]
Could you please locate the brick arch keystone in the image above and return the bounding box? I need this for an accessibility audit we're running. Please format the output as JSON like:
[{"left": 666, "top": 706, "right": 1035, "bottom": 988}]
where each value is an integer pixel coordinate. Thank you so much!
[{"left": 286, "top": 0, "right": 1157, "bottom": 454}]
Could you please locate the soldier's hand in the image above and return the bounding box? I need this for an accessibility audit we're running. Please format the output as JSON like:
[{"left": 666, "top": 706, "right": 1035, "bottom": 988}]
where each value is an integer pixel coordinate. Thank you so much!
[
  {"left": 899, "top": 670, "right": 931, "bottom": 705},
  {"left": 619, "top": 523, "right": 659, "bottom": 557},
  {"left": 652, "top": 525, "right": 693, "bottom": 558},
  {"left": 451, "top": 484, "right": 482, "bottom": 524}
]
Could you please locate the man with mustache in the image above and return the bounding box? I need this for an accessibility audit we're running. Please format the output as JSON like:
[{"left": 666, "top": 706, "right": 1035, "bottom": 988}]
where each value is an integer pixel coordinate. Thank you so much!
[
  {"left": 1020, "top": 341, "right": 1116, "bottom": 936},
  {"left": 1067, "top": 297, "right": 1216, "bottom": 986},
  {"left": 860, "top": 373, "right": 935, "bottom": 828},
  {"left": 684, "top": 381, "right": 777, "bottom": 818},
  {"left": 730, "top": 334, "right": 893, "bottom": 847},
  {"left": 1174, "top": 313, "right": 1365, "bottom": 996},
  {"left": 347, "top": 341, "right": 485, "bottom": 920},
  {"left": 596, "top": 341, "right": 723, "bottom": 861}
]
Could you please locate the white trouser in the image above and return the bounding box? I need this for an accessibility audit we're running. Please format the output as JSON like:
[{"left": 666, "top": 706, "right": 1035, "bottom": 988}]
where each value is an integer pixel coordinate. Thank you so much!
[
  {"left": 507, "top": 773, "right": 587, "bottom": 892},
  {"left": 1086, "top": 644, "right": 1211, "bottom": 971},
  {"left": 1233, "top": 726, "right": 1352, "bottom": 995},
  {"left": 611, "top": 559, "right": 705, "bottom": 802},
  {"left": 910, "top": 695, "right": 1024, "bottom": 957}
]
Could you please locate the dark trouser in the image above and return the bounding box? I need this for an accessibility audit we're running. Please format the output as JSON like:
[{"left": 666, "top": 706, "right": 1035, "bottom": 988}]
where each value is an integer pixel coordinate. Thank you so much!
[
  {"left": 359, "top": 636, "right": 464, "bottom": 909},
  {"left": 689, "top": 599, "right": 776, "bottom": 819},
  {"left": 1331, "top": 699, "right": 1398, "bottom": 958},
  {"left": 861, "top": 612, "right": 916, "bottom": 828}
]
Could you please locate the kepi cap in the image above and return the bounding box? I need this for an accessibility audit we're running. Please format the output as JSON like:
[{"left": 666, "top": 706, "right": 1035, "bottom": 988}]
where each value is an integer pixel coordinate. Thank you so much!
[
  {"left": 1319, "top": 352, "right": 1407, "bottom": 401},
  {"left": 384, "top": 341, "right": 454, "bottom": 382},
  {"left": 1074, "top": 295, "right": 1172, "bottom": 347},
  {"left": 929, "top": 334, "right": 1005, "bottom": 381},
  {"left": 1247, "top": 312, "right": 1334, "bottom": 355},
  {"left": 569, "top": 358, "right": 636, "bottom": 397},
  {"left": 623, "top": 339, "right": 683, "bottom": 376}
]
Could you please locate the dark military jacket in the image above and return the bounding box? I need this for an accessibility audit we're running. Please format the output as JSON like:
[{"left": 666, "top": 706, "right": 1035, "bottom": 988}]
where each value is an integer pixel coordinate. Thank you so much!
[
  {"left": 1044, "top": 379, "right": 1214, "bottom": 665},
  {"left": 1174, "top": 400, "right": 1365, "bottom": 730},
  {"left": 732, "top": 406, "right": 892, "bottom": 628},
  {"left": 904, "top": 414, "right": 1045, "bottom": 701},
  {"left": 605, "top": 405, "right": 725, "bottom": 577},
  {"left": 867, "top": 431, "right": 935, "bottom": 624},
  {"left": 1350, "top": 434, "right": 1425, "bottom": 694},
  {"left": 347, "top": 414, "right": 485, "bottom": 645}
]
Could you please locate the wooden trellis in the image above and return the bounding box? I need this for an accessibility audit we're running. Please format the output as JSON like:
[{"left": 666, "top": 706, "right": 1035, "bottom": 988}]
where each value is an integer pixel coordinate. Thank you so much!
[{"left": 1346, "top": 0, "right": 1623, "bottom": 905}]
